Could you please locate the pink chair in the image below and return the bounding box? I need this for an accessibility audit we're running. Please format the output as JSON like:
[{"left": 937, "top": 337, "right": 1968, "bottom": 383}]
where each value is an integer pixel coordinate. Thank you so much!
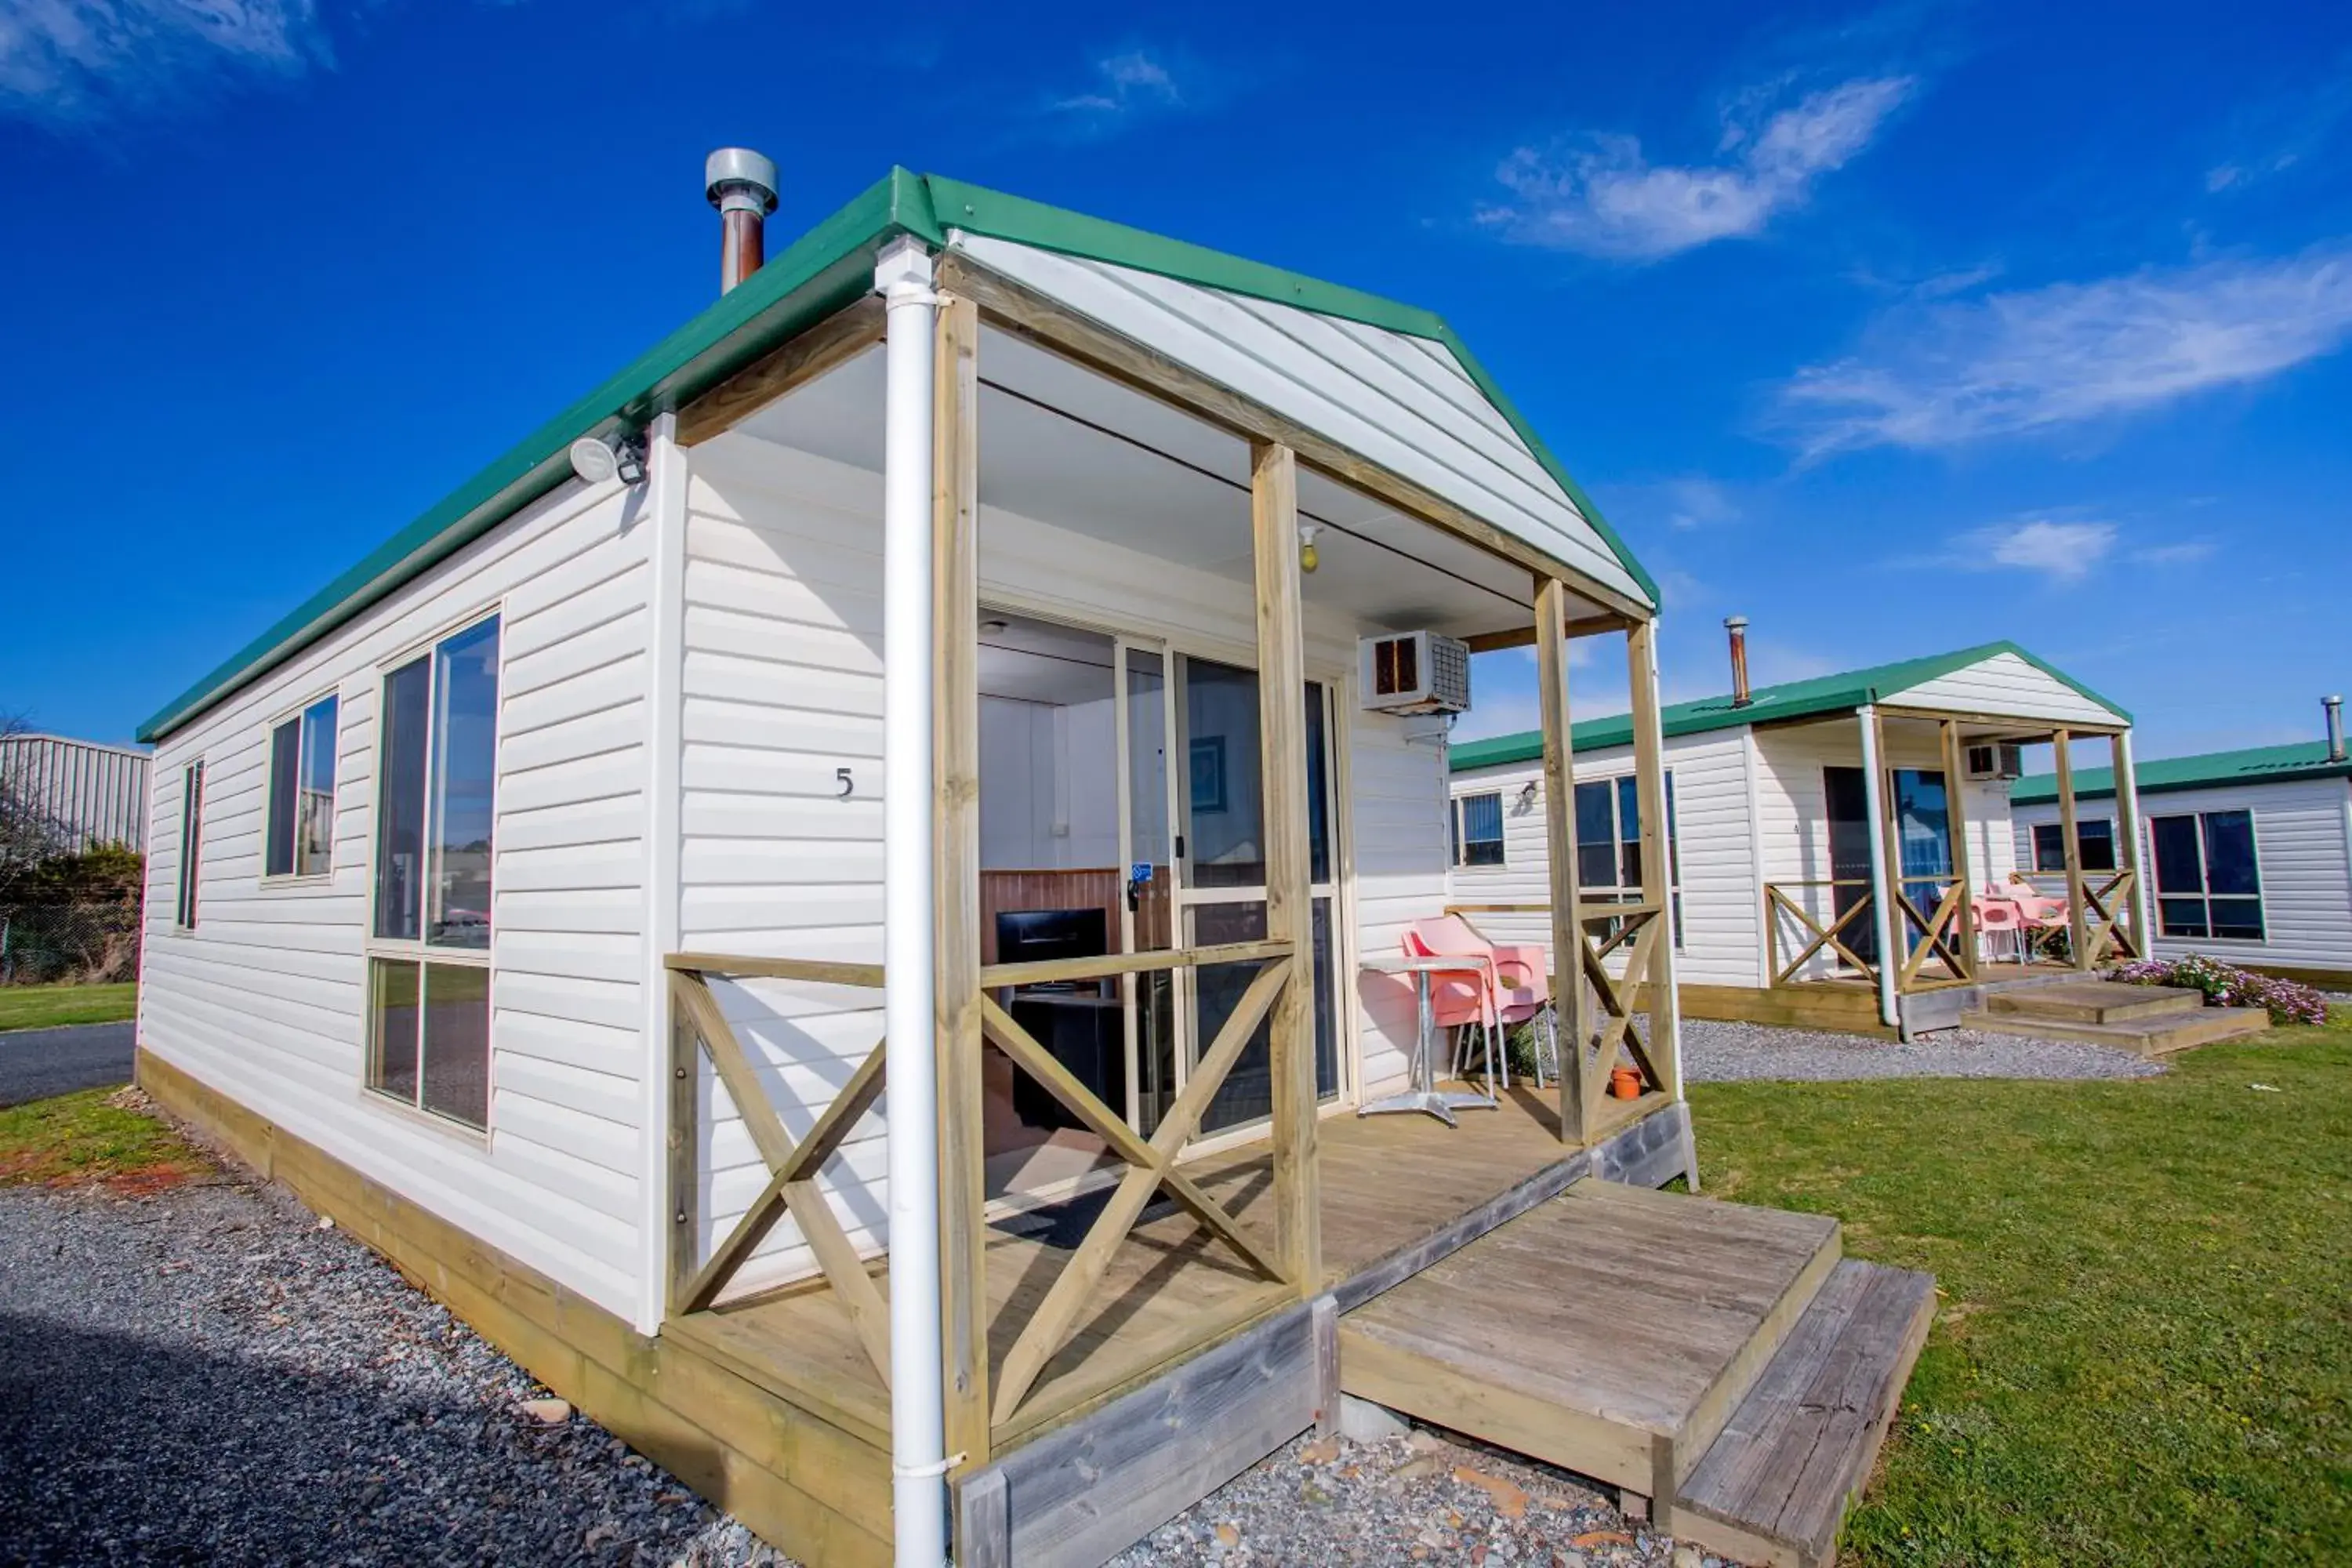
[
  {"left": 1973, "top": 897, "right": 2024, "bottom": 967},
  {"left": 2012, "top": 887, "right": 2071, "bottom": 963},
  {"left": 1404, "top": 916, "right": 1555, "bottom": 1090}
]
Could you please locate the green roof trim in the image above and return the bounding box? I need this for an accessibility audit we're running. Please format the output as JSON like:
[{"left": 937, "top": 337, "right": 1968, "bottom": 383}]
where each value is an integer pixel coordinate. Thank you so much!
[
  {"left": 141, "top": 167, "right": 1655, "bottom": 741},
  {"left": 1449, "top": 640, "right": 2133, "bottom": 774},
  {"left": 2013, "top": 741, "right": 2352, "bottom": 804}
]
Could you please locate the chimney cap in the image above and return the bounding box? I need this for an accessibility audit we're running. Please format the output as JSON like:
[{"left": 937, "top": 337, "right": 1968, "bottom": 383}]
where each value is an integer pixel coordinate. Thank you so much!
[
  {"left": 1723, "top": 614, "right": 1749, "bottom": 632},
  {"left": 706, "top": 147, "right": 779, "bottom": 212}
]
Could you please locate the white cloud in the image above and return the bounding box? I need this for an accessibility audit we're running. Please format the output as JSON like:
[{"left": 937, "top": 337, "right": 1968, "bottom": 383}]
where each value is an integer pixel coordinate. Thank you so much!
[
  {"left": 1479, "top": 75, "right": 1912, "bottom": 260},
  {"left": 1050, "top": 49, "right": 1181, "bottom": 116},
  {"left": 0, "top": 0, "right": 328, "bottom": 123},
  {"left": 1659, "top": 477, "right": 1740, "bottom": 531},
  {"left": 1976, "top": 520, "right": 2116, "bottom": 581},
  {"left": 1780, "top": 245, "right": 2352, "bottom": 454}
]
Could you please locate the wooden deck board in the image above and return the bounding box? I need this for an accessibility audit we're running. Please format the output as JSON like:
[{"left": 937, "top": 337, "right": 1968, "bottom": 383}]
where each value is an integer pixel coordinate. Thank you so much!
[{"left": 1338, "top": 1179, "right": 1840, "bottom": 1487}]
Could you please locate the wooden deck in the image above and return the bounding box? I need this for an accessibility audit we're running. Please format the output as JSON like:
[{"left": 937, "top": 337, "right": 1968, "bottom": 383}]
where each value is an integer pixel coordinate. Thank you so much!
[{"left": 666, "top": 1085, "right": 1682, "bottom": 1455}]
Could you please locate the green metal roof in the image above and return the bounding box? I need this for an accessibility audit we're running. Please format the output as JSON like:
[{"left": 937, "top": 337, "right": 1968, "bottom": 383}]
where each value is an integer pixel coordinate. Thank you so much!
[
  {"left": 2013, "top": 741, "right": 2352, "bottom": 804},
  {"left": 139, "top": 169, "right": 1653, "bottom": 743},
  {"left": 1449, "top": 640, "right": 2132, "bottom": 773}
]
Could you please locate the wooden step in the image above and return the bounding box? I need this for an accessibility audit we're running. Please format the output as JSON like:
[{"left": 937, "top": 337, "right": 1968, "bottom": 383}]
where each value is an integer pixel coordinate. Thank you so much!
[
  {"left": 1668, "top": 1260, "right": 1936, "bottom": 1568},
  {"left": 1984, "top": 981, "right": 2204, "bottom": 1025},
  {"left": 1961, "top": 1004, "right": 2270, "bottom": 1058},
  {"left": 1337, "top": 1179, "right": 1842, "bottom": 1503}
]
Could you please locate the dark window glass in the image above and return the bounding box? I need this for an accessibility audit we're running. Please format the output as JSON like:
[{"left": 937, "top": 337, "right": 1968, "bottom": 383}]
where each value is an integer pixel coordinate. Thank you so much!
[
  {"left": 376, "top": 656, "right": 431, "bottom": 940},
  {"left": 2201, "top": 811, "right": 2259, "bottom": 896},
  {"left": 427, "top": 618, "right": 500, "bottom": 949},
  {"left": 420, "top": 962, "right": 492, "bottom": 1127},
  {"left": 2032, "top": 822, "right": 2064, "bottom": 873},
  {"left": 1664, "top": 771, "right": 1680, "bottom": 887},
  {"left": 2159, "top": 897, "right": 2210, "bottom": 938},
  {"left": 1575, "top": 779, "right": 1617, "bottom": 888},
  {"left": 1617, "top": 775, "right": 1642, "bottom": 887},
  {"left": 2149, "top": 815, "right": 2202, "bottom": 896},
  {"left": 1305, "top": 684, "right": 1331, "bottom": 885},
  {"left": 175, "top": 764, "right": 203, "bottom": 929},
  {"left": 1457, "top": 792, "right": 1504, "bottom": 866},
  {"left": 296, "top": 696, "right": 338, "bottom": 876},
  {"left": 372, "top": 959, "right": 421, "bottom": 1105},
  {"left": 2077, "top": 819, "right": 2117, "bottom": 873},
  {"left": 266, "top": 720, "right": 299, "bottom": 878},
  {"left": 2208, "top": 898, "right": 2265, "bottom": 942},
  {"left": 1195, "top": 900, "right": 1272, "bottom": 1134}
]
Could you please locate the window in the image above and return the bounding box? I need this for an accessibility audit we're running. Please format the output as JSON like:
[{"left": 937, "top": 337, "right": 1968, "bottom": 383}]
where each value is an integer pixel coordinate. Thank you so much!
[
  {"left": 2150, "top": 810, "right": 2263, "bottom": 941},
  {"left": 366, "top": 614, "right": 500, "bottom": 1129},
  {"left": 265, "top": 695, "right": 339, "bottom": 879},
  {"left": 2031, "top": 818, "right": 2116, "bottom": 873},
  {"left": 1453, "top": 791, "right": 1505, "bottom": 866},
  {"left": 174, "top": 762, "right": 203, "bottom": 930},
  {"left": 1573, "top": 772, "right": 1683, "bottom": 946}
]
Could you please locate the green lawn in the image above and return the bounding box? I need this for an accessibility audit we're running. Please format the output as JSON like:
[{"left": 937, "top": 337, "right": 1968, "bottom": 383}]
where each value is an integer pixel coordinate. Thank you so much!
[
  {"left": 0, "top": 1084, "right": 205, "bottom": 1191},
  {"left": 1694, "top": 1015, "right": 2352, "bottom": 1566},
  {"left": 0, "top": 981, "right": 137, "bottom": 1033}
]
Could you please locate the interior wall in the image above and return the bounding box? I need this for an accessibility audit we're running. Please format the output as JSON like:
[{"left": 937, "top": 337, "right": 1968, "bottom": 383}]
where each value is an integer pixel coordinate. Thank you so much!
[{"left": 978, "top": 694, "right": 1120, "bottom": 870}]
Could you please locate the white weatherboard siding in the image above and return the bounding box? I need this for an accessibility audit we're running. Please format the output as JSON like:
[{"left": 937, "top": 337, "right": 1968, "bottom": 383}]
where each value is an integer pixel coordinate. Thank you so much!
[
  {"left": 947, "top": 233, "right": 1648, "bottom": 610},
  {"left": 2013, "top": 779, "right": 2352, "bottom": 973},
  {"left": 1448, "top": 729, "right": 1761, "bottom": 986},
  {"left": 1884, "top": 652, "right": 2122, "bottom": 729},
  {"left": 140, "top": 481, "right": 653, "bottom": 1320},
  {"left": 681, "top": 433, "right": 1429, "bottom": 1294}
]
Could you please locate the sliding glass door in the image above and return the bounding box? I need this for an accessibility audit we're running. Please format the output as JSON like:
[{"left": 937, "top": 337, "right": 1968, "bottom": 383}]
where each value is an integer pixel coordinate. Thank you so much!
[{"left": 1171, "top": 655, "right": 1342, "bottom": 1139}]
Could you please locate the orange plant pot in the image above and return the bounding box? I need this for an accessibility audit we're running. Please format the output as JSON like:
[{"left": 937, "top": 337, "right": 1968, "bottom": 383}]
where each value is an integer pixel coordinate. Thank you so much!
[{"left": 1608, "top": 1065, "right": 1643, "bottom": 1100}]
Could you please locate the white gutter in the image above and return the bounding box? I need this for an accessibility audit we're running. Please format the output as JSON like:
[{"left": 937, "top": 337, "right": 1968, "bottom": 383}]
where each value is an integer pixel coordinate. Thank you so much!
[
  {"left": 638, "top": 412, "right": 690, "bottom": 1337},
  {"left": 2113, "top": 729, "right": 2154, "bottom": 953},
  {"left": 1639, "top": 622, "right": 1685, "bottom": 1101},
  {"left": 877, "top": 236, "right": 949, "bottom": 1568},
  {"left": 1857, "top": 706, "right": 1901, "bottom": 1029}
]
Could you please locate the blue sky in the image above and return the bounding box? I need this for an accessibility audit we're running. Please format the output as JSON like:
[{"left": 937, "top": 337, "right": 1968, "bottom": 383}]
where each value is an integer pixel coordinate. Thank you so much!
[{"left": 2, "top": 1, "right": 2347, "bottom": 761}]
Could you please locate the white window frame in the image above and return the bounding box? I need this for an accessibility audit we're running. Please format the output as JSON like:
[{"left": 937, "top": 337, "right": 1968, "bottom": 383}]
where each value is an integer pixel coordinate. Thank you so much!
[
  {"left": 1452, "top": 789, "right": 1506, "bottom": 868},
  {"left": 1573, "top": 769, "right": 1683, "bottom": 949},
  {"left": 261, "top": 691, "right": 341, "bottom": 884},
  {"left": 2148, "top": 808, "right": 2266, "bottom": 945},
  {"left": 173, "top": 760, "right": 203, "bottom": 931},
  {"left": 360, "top": 607, "right": 503, "bottom": 1136}
]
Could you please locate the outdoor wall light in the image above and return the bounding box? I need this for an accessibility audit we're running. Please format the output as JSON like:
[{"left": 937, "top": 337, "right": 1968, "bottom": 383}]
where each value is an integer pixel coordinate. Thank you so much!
[
  {"left": 1298, "top": 523, "right": 1321, "bottom": 573},
  {"left": 1517, "top": 781, "right": 1539, "bottom": 810},
  {"left": 568, "top": 432, "right": 648, "bottom": 488}
]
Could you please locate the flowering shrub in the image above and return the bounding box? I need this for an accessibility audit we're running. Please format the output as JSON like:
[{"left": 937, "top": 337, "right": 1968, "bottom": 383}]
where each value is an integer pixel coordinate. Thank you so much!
[{"left": 2110, "top": 954, "right": 2329, "bottom": 1027}]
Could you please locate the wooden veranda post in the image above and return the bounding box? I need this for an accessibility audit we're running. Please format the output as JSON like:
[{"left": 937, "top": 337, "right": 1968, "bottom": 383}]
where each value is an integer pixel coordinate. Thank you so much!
[
  {"left": 1251, "top": 440, "right": 1320, "bottom": 1292},
  {"left": 2110, "top": 730, "right": 2146, "bottom": 960},
  {"left": 1536, "top": 577, "right": 1592, "bottom": 1143},
  {"left": 2053, "top": 729, "right": 2091, "bottom": 970},
  {"left": 1939, "top": 720, "right": 1976, "bottom": 979},
  {"left": 933, "top": 292, "right": 991, "bottom": 1464},
  {"left": 1625, "top": 619, "right": 1679, "bottom": 1100}
]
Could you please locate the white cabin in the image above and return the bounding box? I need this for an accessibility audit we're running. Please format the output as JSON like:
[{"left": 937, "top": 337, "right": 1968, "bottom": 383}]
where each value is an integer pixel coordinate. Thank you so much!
[
  {"left": 1449, "top": 641, "right": 2141, "bottom": 1035},
  {"left": 2011, "top": 738, "right": 2352, "bottom": 984}
]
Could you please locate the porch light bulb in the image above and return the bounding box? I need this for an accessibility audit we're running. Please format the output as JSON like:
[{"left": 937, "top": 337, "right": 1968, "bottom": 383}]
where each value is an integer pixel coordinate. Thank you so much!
[
  {"left": 1298, "top": 524, "right": 1320, "bottom": 574},
  {"left": 568, "top": 436, "right": 618, "bottom": 485}
]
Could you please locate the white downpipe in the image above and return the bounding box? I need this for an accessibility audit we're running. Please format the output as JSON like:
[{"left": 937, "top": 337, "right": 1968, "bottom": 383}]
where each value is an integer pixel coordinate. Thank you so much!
[
  {"left": 1857, "top": 706, "right": 1901, "bottom": 1029},
  {"left": 2115, "top": 730, "right": 2155, "bottom": 947},
  {"left": 877, "top": 237, "right": 949, "bottom": 1568}
]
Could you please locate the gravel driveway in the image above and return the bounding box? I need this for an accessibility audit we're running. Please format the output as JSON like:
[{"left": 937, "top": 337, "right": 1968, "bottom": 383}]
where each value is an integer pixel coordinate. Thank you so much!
[
  {"left": 0, "top": 1169, "right": 793, "bottom": 1566},
  {"left": 0, "top": 1022, "right": 136, "bottom": 1108},
  {"left": 1679, "top": 1016, "right": 2161, "bottom": 1083}
]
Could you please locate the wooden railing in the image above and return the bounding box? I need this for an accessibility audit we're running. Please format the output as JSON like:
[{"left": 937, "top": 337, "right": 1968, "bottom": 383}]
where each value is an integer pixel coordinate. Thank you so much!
[
  {"left": 1764, "top": 877, "right": 1972, "bottom": 994},
  {"left": 2011, "top": 869, "right": 2143, "bottom": 965},
  {"left": 663, "top": 941, "right": 1305, "bottom": 1438}
]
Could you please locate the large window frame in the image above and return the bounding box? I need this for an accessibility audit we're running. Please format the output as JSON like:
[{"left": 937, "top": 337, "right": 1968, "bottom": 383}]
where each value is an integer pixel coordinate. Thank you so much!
[
  {"left": 363, "top": 611, "right": 503, "bottom": 1134},
  {"left": 174, "top": 761, "right": 204, "bottom": 931},
  {"left": 2031, "top": 817, "right": 2115, "bottom": 873},
  {"left": 1573, "top": 770, "right": 1682, "bottom": 948},
  {"left": 263, "top": 692, "right": 340, "bottom": 882},
  {"left": 1451, "top": 790, "right": 1506, "bottom": 867},
  {"left": 2149, "top": 808, "right": 2264, "bottom": 942}
]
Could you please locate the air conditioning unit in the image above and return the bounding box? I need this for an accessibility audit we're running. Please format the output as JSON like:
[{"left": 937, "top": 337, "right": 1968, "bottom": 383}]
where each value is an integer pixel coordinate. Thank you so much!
[
  {"left": 1359, "top": 631, "right": 1470, "bottom": 716},
  {"left": 1964, "top": 742, "right": 2024, "bottom": 781}
]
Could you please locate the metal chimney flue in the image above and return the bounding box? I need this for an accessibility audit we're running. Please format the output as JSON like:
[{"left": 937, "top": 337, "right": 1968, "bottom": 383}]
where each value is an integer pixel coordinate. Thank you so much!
[
  {"left": 2326, "top": 694, "right": 2345, "bottom": 763},
  {"left": 1725, "top": 615, "right": 1751, "bottom": 707},
  {"left": 706, "top": 148, "right": 779, "bottom": 294}
]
